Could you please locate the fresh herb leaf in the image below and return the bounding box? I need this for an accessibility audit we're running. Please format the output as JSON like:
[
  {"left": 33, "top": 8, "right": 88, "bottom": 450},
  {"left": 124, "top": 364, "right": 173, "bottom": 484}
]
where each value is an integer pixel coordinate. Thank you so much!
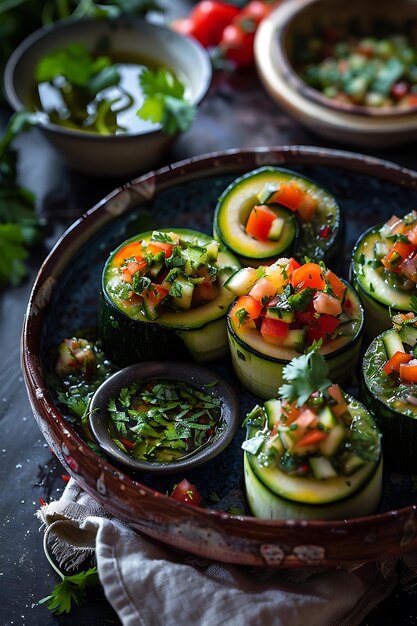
[
  {"left": 278, "top": 349, "right": 331, "bottom": 406},
  {"left": 287, "top": 286, "right": 316, "bottom": 311},
  {"left": 137, "top": 68, "right": 196, "bottom": 135},
  {"left": 39, "top": 567, "right": 99, "bottom": 615},
  {"left": 410, "top": 295, "right": 417, "bottom": 314}
]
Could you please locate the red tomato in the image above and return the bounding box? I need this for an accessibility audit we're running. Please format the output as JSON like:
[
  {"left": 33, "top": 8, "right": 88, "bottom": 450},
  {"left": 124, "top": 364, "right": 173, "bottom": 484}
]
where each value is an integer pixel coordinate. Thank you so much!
[
  {"left": 231, "top": 294, "right": 262, "bottom": 325},
  {"left": 171, "top": 479, "right": 202, "bottom": 506},
  {"left": 240, "top": 0, "right": 277, "bottom": 25},
  {"left": 260, "top": 317, "right": 289, "bottom": 344},
  {"left": 220, "top": 22, "right": 255, "bottom": 67},
  {"left": 291, "top": 262, "right": 326, "bottom": 291},
  {"left": 172, "top": 1, "right": 240, "bottom": 48},
  {"left": 316, "top": 314, "right": 340, "bottom": 334}
]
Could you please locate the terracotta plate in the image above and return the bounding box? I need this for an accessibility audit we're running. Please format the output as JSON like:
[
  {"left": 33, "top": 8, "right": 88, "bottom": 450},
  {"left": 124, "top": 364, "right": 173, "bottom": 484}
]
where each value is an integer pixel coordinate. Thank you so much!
[{"left": 23, "top": 147, "right": 417, "bottom": 568}]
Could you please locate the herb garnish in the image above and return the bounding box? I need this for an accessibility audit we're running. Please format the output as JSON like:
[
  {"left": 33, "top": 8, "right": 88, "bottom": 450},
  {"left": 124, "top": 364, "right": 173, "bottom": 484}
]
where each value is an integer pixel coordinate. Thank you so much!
[
  {"left": 108, "top": 379, "right": 222, "bottom": 462},
  {"left": 278, "top": 342, "right": 331, "bottom": 406}
]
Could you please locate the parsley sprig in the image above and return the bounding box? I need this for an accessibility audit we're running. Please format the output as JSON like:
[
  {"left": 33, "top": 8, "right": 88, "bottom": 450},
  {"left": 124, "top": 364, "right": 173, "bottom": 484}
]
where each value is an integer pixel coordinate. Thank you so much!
[
  {"left": 39, "top": 532, "right": 100, "bottom": 615},
  {"left": 278, "top": 342, "right": 331, "bottom": 406}
]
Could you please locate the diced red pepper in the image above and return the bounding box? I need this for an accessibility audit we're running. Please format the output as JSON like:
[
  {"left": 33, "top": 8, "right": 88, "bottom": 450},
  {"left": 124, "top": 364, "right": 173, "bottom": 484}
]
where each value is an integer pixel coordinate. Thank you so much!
[
  {"left": 245, "top": 205, "right": 277, "bottom": 241},
  {"left": 146, "top": 240, "right": 175, "bottom": 257},
  {"left": 113, "top": 241, "right": 143, "bottom": 265},
  {"left": 291, "top": 262, "right": 326, "bottom": 291},
  {"left": 382, "top": 240, "right": 417, "bottom": 273},
  {"left": 294, "top": 429, "right": 328, "bottom": 448},
  {"left": 231, "top": 295, "right": 262, "bottom": 326},
  {"left": 399, "top": 359, "right": 417, "bottom": 383},
  {"left": 384, "top": 351, "right": 413, "bottom": 375},
  {"left": 326, "top": 269, "right": 347, "bottom": 301}
]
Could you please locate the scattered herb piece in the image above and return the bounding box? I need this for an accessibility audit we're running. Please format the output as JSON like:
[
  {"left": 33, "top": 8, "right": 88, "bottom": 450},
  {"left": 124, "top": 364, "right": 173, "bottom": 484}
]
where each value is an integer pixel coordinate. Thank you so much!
[
  {"left": 278, "top": 343, "right": 331, "bottom": 406},
  {"left": 137, "top": 68, "right": 196, "bottom": 134}
]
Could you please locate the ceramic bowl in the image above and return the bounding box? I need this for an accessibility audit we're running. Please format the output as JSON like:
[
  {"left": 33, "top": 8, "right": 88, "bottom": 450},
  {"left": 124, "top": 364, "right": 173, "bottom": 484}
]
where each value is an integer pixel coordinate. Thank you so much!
[
  {"left": 22, "top": 147, "right": 417, "bottom": 568},
  {"left": 4, "top": 17, "right": 211, "bottom": 178},
  {"left": 254, "top": 0, "right": 417, "bottom": 147},
  {"left": 88, "top": 361, "right": 239, "bottom": 474}
]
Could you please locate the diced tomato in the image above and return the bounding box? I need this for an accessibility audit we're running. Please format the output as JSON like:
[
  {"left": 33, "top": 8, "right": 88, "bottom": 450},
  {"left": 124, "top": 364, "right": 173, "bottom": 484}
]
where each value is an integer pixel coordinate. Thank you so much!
[
  {"left": 231, "top": 295, "right": 262, "bottom": 326},
  {"left": 121, "top": 267, "right": 133, "bottom": 283},
  {"left": 249, "top": 276, "right": 277, "bottom": 301},
  {"left": 325, "top": 269, "right": 347, "bottom": 301},
  {"left": 146, "top": 284, "right": 169, "bottom": 303},
  {"left": 313, "top": 292, "right": 342, "bottom": 317},
  {"left": 113, "top": 241, "right": 143, "bottom": 266},
  {"left": 328, "top": 384, "right": 348, "bottom": 417},
  {"left": 306, "top": 325, "right": 325, "bottom": 345},
  {"left": 383, "top": 351, "right": 412, "bottom": 375},
  {"left": 317, "top": 314, "right": 340, "bottom": 334},
  {"left": 170, "top": 478, "right": 202, "bottom": 506},
  {"left": 381, "top": 240, "right": 417, "bottom": 273},
  {"left": 287, "top": 257, "right": 301, "bottom": 272},
  {"left": 281, "top": 401, "right": 301, "bottom": 425},
  {"left": 245, "top": 205, "right": 277, "bottom": 241},
  {"left": 268, "top": 183, "right": 316, "bottom": 221},
  {"left": 294, "top": 408, "right": 318, "bottom": 429},
  {"left": 291, "top": 262, "right": 325, "bottom": 291},
  {"left": 405, "top": 222, "right": 417, "bottom": 245},
  {"left": 260, "top": 317, "right": 289, "bottom": 344},
  {"left": 146, "top": 240, "right": 174, "bottom": 257},
  {"left": 295, "top": 310, "right": 314, "bottom": 325},
  {"left": 399, "top": 359, "right": 417, "bottom": 383},
  {"left": 294, "top": 429, "right": 328, "bottom": 448}
]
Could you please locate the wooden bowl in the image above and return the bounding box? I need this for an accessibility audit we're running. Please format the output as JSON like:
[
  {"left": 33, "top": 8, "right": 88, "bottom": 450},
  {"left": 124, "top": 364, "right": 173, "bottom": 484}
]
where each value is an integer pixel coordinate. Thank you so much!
[
  {"left": 255, "top": 0, "right": 417, "bottom": 147},
  {"left": 22, "top": 147, "right": 417, "bottom": 568}
]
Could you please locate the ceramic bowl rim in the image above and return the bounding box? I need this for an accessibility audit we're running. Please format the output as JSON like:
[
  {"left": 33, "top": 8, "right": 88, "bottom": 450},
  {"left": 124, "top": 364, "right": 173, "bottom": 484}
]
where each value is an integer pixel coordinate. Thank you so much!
[{"left": 266, "top": 0, "right": 417, "bottom": 119}]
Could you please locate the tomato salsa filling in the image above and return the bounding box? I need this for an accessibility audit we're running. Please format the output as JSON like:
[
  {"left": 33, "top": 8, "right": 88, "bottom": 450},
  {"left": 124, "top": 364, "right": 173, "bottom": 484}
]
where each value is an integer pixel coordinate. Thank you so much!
[{"left": 226, "top": 257, "right": 360, "bottom": 354}]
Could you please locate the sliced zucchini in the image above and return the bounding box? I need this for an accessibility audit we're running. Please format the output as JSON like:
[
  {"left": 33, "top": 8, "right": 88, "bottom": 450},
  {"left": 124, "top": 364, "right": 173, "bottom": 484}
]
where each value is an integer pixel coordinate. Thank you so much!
[
  {"left": 100, "top": 229, "right": 241, "bottom": 366},
  {"left": 213, "top": 166, "right": 342, "bottom": 267},
  {"left": 351, "top": 225, "right": 417, "bottom": 338},
  {"left": 361, "top": 331, "right": 417, "bottom": 473},
  {"left": 244, "top": 397, "right": 382, "bottom": 520}
]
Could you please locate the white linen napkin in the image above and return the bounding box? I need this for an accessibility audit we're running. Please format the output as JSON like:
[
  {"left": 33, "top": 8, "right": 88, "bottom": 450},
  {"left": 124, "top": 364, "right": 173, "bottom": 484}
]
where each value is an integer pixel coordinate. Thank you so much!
[{"left": 38, "top": 479, "right": 416, "bottom": 626}]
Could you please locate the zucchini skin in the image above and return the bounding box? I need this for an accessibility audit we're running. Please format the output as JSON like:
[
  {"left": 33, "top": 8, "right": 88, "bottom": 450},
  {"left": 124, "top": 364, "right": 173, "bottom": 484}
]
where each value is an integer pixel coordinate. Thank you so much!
[
  {"left": 361, "top": 332, "right": 417, "bottom": 473},
  {"left": 351, "top": 225, "right": 417, "bottom": 338},
  {"left": 214, "top": 166, "right": 343, "bottom": 268},
  {"left": 227, "top": 282, "right": 364, "bottom": 399},
  {"left": 99, "top": 229, "right": 240, "bottom": 367}
]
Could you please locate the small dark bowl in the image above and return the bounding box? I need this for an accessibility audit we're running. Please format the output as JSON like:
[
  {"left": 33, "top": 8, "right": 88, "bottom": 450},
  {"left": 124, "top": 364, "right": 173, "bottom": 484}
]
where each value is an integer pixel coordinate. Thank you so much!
[{"left": 88, "top": 361, "right": 239, "bottom": 474}]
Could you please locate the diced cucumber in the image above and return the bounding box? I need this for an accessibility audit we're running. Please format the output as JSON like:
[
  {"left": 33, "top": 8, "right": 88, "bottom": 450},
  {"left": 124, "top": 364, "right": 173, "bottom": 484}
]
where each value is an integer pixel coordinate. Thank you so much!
[
  {"left": 342, "top": 453, "right": 367, "bottom": 475},
  {"left": 399, "top": 324, "right": 417, "bottom": 347},
  {"left": 170, "top": 278, "right": 194, "bottom": 310},
  {"left": 281, "top": 329, "right": 306, "bottom": 352},
  {"left": 205, "top": 240, "right": 219, "bottom": 261},
  {"left": 224, "top": 267, "right": 258, "bottom": 295},
  {"left": 382, "top": 328, "right": 404, "bottom": 359},
  {"left": 318, "top": 405, "right": 337, "bottom": 429},
  {"left": 264, "top": 307, "right": 295, "bottom": 323},
  {"left": 147, "top": 260, "right": 164, "bottom": 279},
  {"left": 266, "top": 433, "right": 285, "bottom": 456},
  {"left": 319, "top": 423, "right": 345, "bottom": 456},
  {"left": 373, "top": 240, "right": 389, "bottom": 259},
  {"left": 264, "top": 398, "right": 282, "bottom": 429},
  {"left": 309, "top": 456, "right": 337, "bottom": 479},
  {"left": 268, "top": 217, "right": 285, "bottom": 241},
  {"left": 257, "top": 182, "right": 279, "bottom": 204},
  {"left": 143, "top": 294, "right": 161, "bottom": 321},
  {"left": 278, "top": 426, "right": 297, "bottom": 450}
]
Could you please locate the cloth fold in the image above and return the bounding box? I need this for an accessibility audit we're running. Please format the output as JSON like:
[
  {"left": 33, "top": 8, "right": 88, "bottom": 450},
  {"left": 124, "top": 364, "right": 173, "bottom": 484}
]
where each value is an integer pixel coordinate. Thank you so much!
[{"left": 38, "top": 480, "right": 415, "bottom": 626}]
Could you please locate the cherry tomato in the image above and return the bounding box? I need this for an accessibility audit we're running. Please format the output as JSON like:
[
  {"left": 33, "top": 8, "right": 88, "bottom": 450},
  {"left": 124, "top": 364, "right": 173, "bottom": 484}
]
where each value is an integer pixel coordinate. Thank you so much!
[
  {"left": 240, "top": 0, "right": 278, "bottom": 25},
  {"left": 172, "top": 1, "right": 240, "bottom": 48},
  {"left": 171, "top": 478, "right": 202, "bottom": 506},
  {"left": 220, "top": 22, "right": 256, "bottom": 67}
]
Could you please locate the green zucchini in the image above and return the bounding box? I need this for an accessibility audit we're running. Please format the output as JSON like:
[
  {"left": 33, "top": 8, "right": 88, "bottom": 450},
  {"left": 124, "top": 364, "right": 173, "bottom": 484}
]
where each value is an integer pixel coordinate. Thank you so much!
[
  {"left": 213, "top": 166, "right": 342, "bottom": 267},
  {"left": 361, "top": 329, "right": 417, "bottom": 473},
  {"left": 100, "top": 229, "right": 241, "bottom": 366},
  {"left": 243, "top": 389, "right": 382, "bottom": 520},
  {"left": 227, "top": 282, "right": 364, "bottom": 400},
  {"left": 351, "top": 224, "right": 417, "bottom": 338}
]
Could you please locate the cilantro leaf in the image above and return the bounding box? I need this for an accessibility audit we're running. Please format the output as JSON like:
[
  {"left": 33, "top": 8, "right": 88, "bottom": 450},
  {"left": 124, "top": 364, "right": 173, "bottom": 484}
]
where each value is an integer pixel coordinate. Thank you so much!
[
  {"left": 287, "top": 286, "right": 316, "bottom": 311},
  {"left": 39, "top": 567, "right": 99, "bottom": 615},
  {"left": 410, "top": 295, "right": 417, "bottom": 314},
  {"left": 137, "top": 68, "right": 196, "bottom": 135},
  {"left": 278, "top": 350, "right": 331, "bottom": 406}
]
